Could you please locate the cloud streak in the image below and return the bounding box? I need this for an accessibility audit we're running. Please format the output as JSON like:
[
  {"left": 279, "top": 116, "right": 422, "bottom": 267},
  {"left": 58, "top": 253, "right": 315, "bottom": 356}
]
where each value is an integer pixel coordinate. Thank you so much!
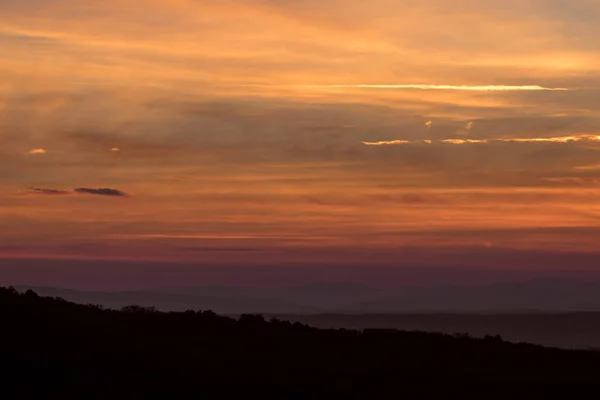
[
  {"left": 297, "top": 84, "right": 569, "bottom": 91},
  {"left": 543, "top": 177, "right": 600, "bottom": 186},
  {"left": 363, "top": 135, "right": 600, "bottom": 146},
  {"left": 21, "top": 187, "right": 128, "bottom": 197},
  {"left": 362, "top": 139, "right": 412, "bottom": 146},
  {"left": 26, "top": 187, "right": 70, "bottom": 195}
]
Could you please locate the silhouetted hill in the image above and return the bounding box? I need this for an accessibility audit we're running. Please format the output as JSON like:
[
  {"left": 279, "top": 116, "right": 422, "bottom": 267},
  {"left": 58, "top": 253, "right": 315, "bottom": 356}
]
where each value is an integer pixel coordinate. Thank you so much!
[{"left": 1, "top": 287, "right": 600, "bottom": 398}]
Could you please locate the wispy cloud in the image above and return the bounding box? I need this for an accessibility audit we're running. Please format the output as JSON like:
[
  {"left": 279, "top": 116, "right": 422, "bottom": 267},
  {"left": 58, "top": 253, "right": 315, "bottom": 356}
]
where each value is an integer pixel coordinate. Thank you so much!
[
  {"left": 575, "top": 164, "right": 600, "bottom": 171},
  {"left": 543, "top": 177, "right": 600, "bottom": 186},
  {"left": 177, "top": 246, "right": 266, "bottom": 253},
  {"left": 110, "top": 234, "right": 327, "bottom": 240},
  {"left": 441, "top": 139, "right": 487, "bottom": 144},
  {"left": 499, "top": 135, "right": 600, "bottom": 143},
  {"left": 2, "top": 0, "right": 600, "bottom": 265},
  {"left": 362, "top": 135, "right": 600, "bottom": 146},
  {"left": 25, "top": 187, "right": 69, "bottom": 195},
  {"left": 362, "top": 139, "right": 411, "bottom": 146},
  {"left": 296, "top": 84, "right": 569, "bottom": 91},
  {"left": 20, "top": 187, "right": 129, "bottom": 197}
]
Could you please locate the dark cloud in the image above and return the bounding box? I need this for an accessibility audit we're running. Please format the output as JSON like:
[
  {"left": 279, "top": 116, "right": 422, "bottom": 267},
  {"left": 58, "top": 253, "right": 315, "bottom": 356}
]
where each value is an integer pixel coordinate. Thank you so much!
[
  {"left": 27, "top": 187, "right": 70, "bottom": 195},
  {"left": 74, "top": 188, "right": 128, "bottom": 197},
  {"left": 21, "top": 187, "right": 129, "bottom": 197}
]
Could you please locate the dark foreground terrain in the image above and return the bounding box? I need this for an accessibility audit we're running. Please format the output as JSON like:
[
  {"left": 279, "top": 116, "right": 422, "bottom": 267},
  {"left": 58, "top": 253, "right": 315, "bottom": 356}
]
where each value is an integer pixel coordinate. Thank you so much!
[{"left": 2, "top": 287, "right": 600, "bottom": 398}]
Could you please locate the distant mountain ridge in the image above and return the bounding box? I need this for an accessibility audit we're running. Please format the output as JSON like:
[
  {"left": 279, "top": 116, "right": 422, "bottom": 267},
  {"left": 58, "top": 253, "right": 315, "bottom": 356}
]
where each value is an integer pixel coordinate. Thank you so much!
[{"left": 15, "top": 278, "right": 600, "bottom": 314}]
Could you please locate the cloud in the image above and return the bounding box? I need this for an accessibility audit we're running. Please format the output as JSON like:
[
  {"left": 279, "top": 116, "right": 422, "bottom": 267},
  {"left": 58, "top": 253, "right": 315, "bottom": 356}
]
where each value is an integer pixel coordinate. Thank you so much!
[
  {"left": 362, "top": 139, "right": 411, "bottom": 146},
  {"left": 295, "top": 84, "right": 568, "bottom": 91},
  {"left": 26, "top": 187, "right": 69, "bottom": 195},
  {"left": 500, "top": 135, "right": 600, "bottom": 143},
  {"left": 441, "top": 139, "right": 487, "bottom": 144},
  {"left": 302, "top": 193, "right": 434, "bottom": 207},
  {"left": 543, "top": 177, "right": 600, "bottom": 186},
  {"left": 74, "top": 188, "right": 128, "bottom": 197},
  {"left": 466, "top": 121, "right": 474, "bottom": 131},
  {"left": 20, "top": 187, "right": 129, "bottom": 197},
  {"left": 110, "top": 147, "right": 120, "bottom": 152},
  {"left": 111, "top": 233, "right": 324, "bottom": 240},
  {"left": 362, "top": 134, "right": 600, "bottom": 146},
  {"left": 29, "top": 148, "right": 47, "bottom": 154},
  {"left": 425, "top": 121, "right": 433, "bottom": 128},
  {"left": 178, "top": 246, "right": 265, "bottom": 253},
  {"left": 575, "top": 164, "right": 600, "bottom": 171},
  {"left": 2, "top": 0, "right": 600, "bottom": 266}
]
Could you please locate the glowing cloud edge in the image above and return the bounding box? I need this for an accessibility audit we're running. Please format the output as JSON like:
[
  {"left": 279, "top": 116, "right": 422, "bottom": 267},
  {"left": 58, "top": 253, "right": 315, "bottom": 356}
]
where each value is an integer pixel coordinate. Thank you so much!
[
  {"left": 299, "top": 84, "right": 568, "bottom": 91},
  {"left": 362, "top": 135, "right": 600, "bottom": 146}
]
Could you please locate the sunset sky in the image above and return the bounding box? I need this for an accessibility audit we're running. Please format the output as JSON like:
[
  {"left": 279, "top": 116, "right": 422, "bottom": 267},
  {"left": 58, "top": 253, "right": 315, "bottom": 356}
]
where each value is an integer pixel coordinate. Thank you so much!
[{"left": 2, "top": 1, "right": 600, "bottom": 287}]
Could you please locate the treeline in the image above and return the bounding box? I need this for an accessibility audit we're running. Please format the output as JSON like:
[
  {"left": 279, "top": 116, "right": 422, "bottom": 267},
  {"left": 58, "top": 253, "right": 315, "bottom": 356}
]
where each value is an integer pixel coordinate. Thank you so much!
[{"left": 1, "top": 287, "right": 599, "bottom": 398}]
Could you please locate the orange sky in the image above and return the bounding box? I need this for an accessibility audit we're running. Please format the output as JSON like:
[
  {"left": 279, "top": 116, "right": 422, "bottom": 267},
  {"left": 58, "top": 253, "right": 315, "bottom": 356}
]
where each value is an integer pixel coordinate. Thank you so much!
[{"left": 2, "top": 0, "right": 600, "bottom": 271}]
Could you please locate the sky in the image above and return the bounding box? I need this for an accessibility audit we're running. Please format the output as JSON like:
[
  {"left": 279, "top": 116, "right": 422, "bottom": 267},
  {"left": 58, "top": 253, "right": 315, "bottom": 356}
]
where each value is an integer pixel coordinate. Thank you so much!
[{"left": 2, "top": 0, "right": 600, "bottom": 287}]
